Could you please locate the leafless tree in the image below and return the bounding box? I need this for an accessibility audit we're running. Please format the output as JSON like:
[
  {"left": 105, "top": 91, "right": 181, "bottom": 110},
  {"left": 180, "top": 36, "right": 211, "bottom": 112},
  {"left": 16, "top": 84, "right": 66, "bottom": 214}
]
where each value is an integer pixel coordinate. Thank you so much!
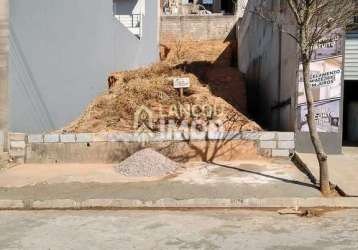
[{"left": 254, "top": 0, "right": 355, "bottom": 195}]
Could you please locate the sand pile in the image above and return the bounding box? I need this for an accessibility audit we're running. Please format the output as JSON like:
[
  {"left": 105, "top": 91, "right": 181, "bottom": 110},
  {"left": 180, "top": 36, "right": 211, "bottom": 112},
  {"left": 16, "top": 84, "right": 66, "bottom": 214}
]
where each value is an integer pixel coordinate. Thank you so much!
[{"left": 115, "top": 148, "right": 180, "bottom": 177}]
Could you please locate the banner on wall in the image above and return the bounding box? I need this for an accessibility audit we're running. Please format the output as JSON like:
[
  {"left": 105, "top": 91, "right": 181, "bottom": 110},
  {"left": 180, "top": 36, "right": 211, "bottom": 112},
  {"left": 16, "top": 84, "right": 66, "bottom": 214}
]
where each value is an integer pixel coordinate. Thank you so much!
[
  {"left": 298, "top": 99, "right": 340, "bottom": 133},
  {"left": 297, "top": 30, "right": 343, "bottom": 133},
  {"left": 312, "top": 31, "right": 343, "bottom": 60}
]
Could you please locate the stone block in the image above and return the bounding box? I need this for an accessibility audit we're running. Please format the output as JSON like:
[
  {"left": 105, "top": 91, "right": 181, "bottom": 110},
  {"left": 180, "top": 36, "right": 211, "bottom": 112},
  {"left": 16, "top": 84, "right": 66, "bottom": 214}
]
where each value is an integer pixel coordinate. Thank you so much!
[
  {"left": 208, "top": 131, "right": 220, "bottom": 140},
  {"left": 9, "top": 149, "right": 26, "bottom": 161},
  {"left": 32, "top": 199, "right": 80, "bottom": 209},
  {"left": 241, "top": 132, "right": 260, "bottom": 140},
  {"left": 132, "top": 132, "right": 156, "bottom": 143},
  {"left": 107, "top": 133, "right": 133, "bottom": 142},
  {"left": 241, "top": 198, "right": 261, "bottom": 208},
  {"left": 8, "top": 132, "right": 26, "bottom": 141},
  {"left": 272, "top": 149, "right": 290, "bottom": 158},
  {"left": 44, "top": 134, "right": 60, "bottom": 143},
  {"left": 60, "top": 134, "right": 76, "bottom": 143},
  {"left": 189, "top": 132, "right": 207, "bottom": 141},
  {"left": 259, "top": 132, "right": 277, "bottom": 141},
  {"left": 222, "top": 132, "right": 242, "bottom": 140},
  {"left": 93, "top": 133, "right": 109, "bottom": 142},
  {"left": 259, "top": 148, "right": 272, "bottom": 157},
  {"left": 277, "top": 140, "right": 295, "bottom": 149},
  {"left": 0, "top": 200, "right": 25, "bottom": 209},
  {"left": 28, "top": 134, "right": 43, "bottom": 143},
  {"left": 76, "top": 133, "right": 94, "bottom": 143},
  {"left": 81, "top": 199, "right": 144, "bottom": 209},
  {"left": 277, "top": 132, "right": 295, "bottom": 141},
  {"left": 10, "top": 141, "right": 26, "bottom": 149},
  {"left": 151, "top": 132, "right": 172, "bottom": 142},
  {"left": 173, "top": 131, "right": 190, "bottom": 141},
  {"left": 260, "top": 140, "right": 277, "bottom": 149},
  {"left": 208, "top": 131, "right": 227, "bottom": 140}
]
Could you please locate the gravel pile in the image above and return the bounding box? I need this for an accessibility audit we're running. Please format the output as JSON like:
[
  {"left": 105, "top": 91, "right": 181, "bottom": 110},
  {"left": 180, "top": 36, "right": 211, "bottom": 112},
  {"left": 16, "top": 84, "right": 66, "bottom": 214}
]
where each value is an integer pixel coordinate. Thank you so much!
[{"left": 115, "top": 148, "right": 180, "bottom": 177}]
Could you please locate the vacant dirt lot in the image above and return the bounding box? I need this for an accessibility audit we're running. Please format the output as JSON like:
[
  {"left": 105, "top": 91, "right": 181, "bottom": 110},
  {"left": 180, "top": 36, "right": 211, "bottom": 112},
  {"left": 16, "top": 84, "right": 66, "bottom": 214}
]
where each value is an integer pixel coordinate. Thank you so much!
[{"left": 62, "top": 39, "right": 260, "bottom": 134}]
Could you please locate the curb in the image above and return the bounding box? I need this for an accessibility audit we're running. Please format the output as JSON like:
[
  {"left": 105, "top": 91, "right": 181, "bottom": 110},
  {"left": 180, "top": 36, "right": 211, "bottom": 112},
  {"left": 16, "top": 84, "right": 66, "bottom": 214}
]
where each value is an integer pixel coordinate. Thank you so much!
[{"left": 1, "top": 197, "right": 358, "bottom": 210}]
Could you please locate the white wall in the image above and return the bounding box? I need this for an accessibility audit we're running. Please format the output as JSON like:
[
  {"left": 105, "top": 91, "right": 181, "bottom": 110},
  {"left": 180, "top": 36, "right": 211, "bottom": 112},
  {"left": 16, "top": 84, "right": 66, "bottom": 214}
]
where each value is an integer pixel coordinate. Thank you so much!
[{"left": 10, "top": 0, "right": 159, "bottom": 133}]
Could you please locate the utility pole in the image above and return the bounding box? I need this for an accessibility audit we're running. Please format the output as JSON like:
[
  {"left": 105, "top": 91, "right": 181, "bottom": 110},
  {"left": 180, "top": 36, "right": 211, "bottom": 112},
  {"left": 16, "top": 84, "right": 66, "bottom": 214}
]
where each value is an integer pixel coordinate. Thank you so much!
[{"left": 0, "top": 0, "right": 9, "bottom": 152}]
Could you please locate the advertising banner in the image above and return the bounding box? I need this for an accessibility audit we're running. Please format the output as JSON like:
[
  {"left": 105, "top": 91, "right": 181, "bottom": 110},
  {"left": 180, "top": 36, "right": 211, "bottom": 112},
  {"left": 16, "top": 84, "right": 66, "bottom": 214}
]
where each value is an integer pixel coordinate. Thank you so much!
[
  {"left": 297, "top": 99, "right": 340, "bottom": 133},
  {"left": 297, "top": 31, "right": 343, "bottom": 133},
  {"left": 312, "top": 31, "right": 343, "bottom": 60}
]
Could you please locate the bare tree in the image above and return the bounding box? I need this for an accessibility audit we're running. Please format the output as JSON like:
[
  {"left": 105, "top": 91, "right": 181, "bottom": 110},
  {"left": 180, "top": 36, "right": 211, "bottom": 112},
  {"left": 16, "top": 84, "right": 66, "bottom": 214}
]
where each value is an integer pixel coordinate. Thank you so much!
[
  {"left": 254, "top": 0, "right": 355, "bottom": 195},
  {"left": 288, "top": 0, "right": 355, "bottom": 195}
]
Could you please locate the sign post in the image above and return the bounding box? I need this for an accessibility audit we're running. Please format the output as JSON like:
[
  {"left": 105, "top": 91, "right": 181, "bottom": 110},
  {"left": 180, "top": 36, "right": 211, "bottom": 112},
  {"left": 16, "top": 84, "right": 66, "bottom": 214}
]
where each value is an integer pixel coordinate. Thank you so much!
[{"left": 173, "top": 77, "right": 190, "bottom": 98}]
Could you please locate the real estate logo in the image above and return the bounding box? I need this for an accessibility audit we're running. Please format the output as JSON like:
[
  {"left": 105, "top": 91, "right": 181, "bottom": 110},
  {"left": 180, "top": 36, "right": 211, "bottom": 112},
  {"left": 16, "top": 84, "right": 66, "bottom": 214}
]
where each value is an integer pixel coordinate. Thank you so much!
[{"left": 132, "top": 103, "right": 225, "bottom": 144}]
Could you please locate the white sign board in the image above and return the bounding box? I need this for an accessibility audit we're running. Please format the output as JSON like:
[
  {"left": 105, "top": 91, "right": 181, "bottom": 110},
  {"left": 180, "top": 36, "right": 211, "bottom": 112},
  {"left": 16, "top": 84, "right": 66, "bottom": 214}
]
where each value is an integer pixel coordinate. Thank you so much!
[
  {"left": 203, "top": 0, "right": 214, "bottom": 4},
  {"left": 173, "top": 78, "right": 190, "bottom": 89}
]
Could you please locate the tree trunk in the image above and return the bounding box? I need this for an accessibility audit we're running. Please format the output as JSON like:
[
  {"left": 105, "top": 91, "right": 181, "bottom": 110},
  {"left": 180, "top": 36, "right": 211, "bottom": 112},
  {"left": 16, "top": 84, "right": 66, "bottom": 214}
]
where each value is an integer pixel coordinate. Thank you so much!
[
  {"left": 302, "top": 61, "right": 331, "bottom": 195},
  {"left": 0, "top": 0, "right": 9, "bottom": 151}
]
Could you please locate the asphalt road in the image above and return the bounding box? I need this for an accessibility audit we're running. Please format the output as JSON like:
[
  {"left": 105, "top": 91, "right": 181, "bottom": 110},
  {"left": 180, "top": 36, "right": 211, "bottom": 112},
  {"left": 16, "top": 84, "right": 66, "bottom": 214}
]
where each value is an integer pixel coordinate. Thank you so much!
[{"left": 0, "top": 209, "right": 358, "bottom": 250}]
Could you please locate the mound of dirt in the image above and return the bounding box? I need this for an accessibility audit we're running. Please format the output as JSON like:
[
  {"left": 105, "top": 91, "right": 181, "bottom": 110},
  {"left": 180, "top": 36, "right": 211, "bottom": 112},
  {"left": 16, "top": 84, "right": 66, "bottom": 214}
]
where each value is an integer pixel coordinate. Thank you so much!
[
  {"left": 61, "top": 40, "right": 261, "bottom": 133},
  {"left": 115, "top": 148, "right": 180, "bottom": 177}
]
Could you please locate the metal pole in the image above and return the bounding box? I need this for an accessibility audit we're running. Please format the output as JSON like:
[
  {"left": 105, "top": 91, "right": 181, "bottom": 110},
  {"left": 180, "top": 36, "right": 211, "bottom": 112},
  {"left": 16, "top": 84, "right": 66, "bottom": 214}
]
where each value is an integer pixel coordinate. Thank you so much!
[{"left": 0, "top": 0, "right": 9, "bottom": 152}]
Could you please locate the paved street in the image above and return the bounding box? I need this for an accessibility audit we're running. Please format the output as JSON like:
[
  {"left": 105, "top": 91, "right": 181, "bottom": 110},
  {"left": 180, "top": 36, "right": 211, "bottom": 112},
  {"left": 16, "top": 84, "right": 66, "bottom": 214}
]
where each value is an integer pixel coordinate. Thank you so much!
[{"left": 0, "top": 209, "right": 358, "bottom": 249}]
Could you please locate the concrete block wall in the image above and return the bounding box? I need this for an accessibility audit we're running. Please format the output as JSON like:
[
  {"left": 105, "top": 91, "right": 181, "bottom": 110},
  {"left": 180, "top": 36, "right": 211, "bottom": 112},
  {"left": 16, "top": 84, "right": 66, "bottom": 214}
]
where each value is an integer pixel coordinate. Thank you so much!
[
  {"left": 258, "top": 132, "right": 295, "bottom": 157},
  {"left": 0, "top": 131, "right": 8, "bottom": 167},
  {"left": 9, "top": 131, "right": 295, "bottom": 164},
  {"left": 161, "top": 15, "right": 238, "bottom": 41},
  {"left": 8, "top": 132, "right": 26, "bottom": 164}
]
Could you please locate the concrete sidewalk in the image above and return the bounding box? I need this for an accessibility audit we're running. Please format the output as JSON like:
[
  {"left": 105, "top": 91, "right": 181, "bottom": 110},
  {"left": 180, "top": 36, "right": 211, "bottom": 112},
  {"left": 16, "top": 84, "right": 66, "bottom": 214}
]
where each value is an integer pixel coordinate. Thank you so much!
[
  {"left": 298, "top": 147, "right": 358, "bottom": 197},
  {"left": 1, "top": 159, "right": 358, "bottom": 210},
  {"left": 0, "top": 160, "right": 320, "bottom": 203}
]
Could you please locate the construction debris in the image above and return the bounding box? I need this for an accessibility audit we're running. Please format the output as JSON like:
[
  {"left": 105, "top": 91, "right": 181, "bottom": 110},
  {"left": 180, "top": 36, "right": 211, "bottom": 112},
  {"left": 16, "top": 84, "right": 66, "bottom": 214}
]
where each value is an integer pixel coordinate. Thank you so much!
[{"left": 114, "top": 148, "right": 180, "bottom": 177}]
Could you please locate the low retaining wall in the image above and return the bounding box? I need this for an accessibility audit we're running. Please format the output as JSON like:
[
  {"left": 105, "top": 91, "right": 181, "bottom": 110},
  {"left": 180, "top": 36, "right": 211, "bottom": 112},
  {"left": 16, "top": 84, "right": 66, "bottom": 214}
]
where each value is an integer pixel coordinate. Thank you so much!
[
  {"left": 160, "top": 15, "right": 238, "bottom": 41},
  {"left": 7, "top": 131, "right": 295, "bottom": 164},
  {"left": 0, "top": 131, "right": 8, "bottom": 167}
]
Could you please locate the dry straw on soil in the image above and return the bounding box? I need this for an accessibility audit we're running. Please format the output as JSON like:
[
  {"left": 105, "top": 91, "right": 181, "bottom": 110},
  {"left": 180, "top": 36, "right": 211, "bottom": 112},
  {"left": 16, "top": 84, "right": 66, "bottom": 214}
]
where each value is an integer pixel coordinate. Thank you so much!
[{"left": 62, "top": 40, "right": 261, "bottom": 134}]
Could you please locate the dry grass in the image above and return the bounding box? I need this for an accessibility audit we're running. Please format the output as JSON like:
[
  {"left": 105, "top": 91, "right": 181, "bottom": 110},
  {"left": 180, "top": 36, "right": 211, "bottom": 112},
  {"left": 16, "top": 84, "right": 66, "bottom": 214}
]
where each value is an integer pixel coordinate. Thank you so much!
[{"left": 62, "top": 39, "right": 261, "bottom": 133}]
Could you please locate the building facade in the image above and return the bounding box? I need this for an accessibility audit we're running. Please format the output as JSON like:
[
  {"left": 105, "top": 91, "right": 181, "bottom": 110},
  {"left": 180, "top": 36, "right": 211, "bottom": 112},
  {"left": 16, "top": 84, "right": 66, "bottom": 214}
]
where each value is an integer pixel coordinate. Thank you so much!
[
  {"left": 238, "top": 0, "right": 358, "bottom": 154},
  {"left": 162, "top": 0, "right": 245, "bottom": 15},
  {"left": 9, "top": 0, "right": 160, "bottom": 133}
]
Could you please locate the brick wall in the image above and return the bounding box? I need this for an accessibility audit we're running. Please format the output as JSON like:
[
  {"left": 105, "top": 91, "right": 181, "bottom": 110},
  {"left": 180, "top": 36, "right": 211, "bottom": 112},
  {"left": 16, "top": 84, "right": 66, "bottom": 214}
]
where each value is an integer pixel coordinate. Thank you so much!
[{"left": 160, "top": 15, "right": 239, "bottom": 41}]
